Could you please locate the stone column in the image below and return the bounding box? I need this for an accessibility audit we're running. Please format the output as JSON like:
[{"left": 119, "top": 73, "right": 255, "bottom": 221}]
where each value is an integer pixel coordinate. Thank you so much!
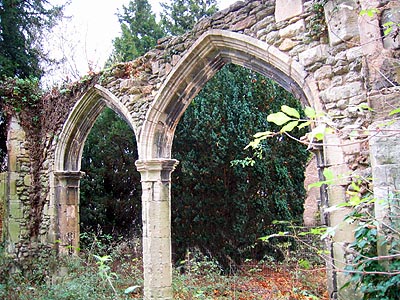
[
  {"left": 323, "top": 134, "right": 359, "bottom": 300},
  {"left": 54, "top": 171, "right": 83, "bottom": 254},
  {"left": 135, "top": 159, "right": 179, "bottom": 300},
  {"left": 369, "top": 121, "right": 400, "bottom": 257}
]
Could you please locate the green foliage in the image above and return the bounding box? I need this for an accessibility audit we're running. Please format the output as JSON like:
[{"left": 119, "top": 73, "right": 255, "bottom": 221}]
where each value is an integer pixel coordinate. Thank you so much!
[
  {"left": 110, "top": 0, "right": 164, "bottom": 63},
  {"left": 0, "top": 76, "right": 42, "bottom": 113},
  {"left": 0, "top": 76, "right": 43, "bottom": 169},
  {"left": 0, "top": 238, "right": 143, "bottom": 299},
  {"left": 161, "top": 0, "right": 218, "bottom": 35},
  {"left": 0, "top": 0, "right": 63, "bottom": 79},
  {"left": 342, "top": 193, "right": 400, "bottom": 300},
  {"left": 80, "top": 108, "right": 141, "bottom": 237},
  {"left": 307, "top": 0, "right": 328, "bottom": 41},
  {"left": 172, "top": 64, "right": 309, "bottom": 268}
]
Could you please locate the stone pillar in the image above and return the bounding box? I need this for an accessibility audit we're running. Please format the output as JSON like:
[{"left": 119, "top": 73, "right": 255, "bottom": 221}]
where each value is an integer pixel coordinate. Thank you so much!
[
  {"left": 0, "top": 172, "right": 6, "bottom": 242},
  {"left": 135, "top": 159, "right": 179, "bottom": 300},
  {"left": 54, "top": 171, "right": 83, "bottom": 254},
  {"left": 369, "top": 121, "right": 400, "bottom": 257},
  {"left": 5, "top": 116, "right": 29, "bottom": 253},
  {"left": 323, "top": 134, "right": 359, "bottom": 299}
]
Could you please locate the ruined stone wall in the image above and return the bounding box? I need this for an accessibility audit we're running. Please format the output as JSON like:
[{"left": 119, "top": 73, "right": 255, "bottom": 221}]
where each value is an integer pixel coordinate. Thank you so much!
[{"left": 2, "top": 0, "right": 400, "bottom": 299}]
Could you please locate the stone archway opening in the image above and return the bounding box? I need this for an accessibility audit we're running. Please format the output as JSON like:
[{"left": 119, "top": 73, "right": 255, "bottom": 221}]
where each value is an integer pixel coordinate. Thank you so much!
[
  {"left": 170, "top": 62, "right": 321, "bottom": 273},
  {"left": 53, "top": 86, "right": 139, "bottom": 254},
  {"left": 79, "top": 107, "right": 142, "bottom": 250}
]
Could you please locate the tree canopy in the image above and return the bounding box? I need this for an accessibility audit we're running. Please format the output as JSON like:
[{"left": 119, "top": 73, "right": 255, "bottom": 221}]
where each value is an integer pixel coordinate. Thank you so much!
[
  {"left": 0, "top": 0, "right": 63, "bottom": 79},
  {"left": 161, "top": 0, "right": 217, "bottom": 35},
  {"left": 110, "top": 0, "right": 164, "bottom": 64}
]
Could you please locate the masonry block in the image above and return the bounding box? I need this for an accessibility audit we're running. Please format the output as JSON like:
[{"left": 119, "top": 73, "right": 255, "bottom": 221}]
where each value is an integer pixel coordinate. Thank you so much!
[
  {"left": 324, "top": 0, "right": 360, "bottom": 46},
  {"left": 8, "top": 220, "right": 21, "bottom": 242},
  {"left": 324, "top": 135, "right": 345, "bottom": 166},
  {"left": 332, "top": 242, "right": 363, "bottom": 298},
  {"left": 9, "top": 201, "right": 23, "bottom": 219},
  {"left": 275, "top": 0, "right": 303, "bottom": 22},
  {"left": 327, "top": 185, "right": 346, "bottom": 206},
  {"left": 299, "top": 44, "right": 328, "bottom": 67}
]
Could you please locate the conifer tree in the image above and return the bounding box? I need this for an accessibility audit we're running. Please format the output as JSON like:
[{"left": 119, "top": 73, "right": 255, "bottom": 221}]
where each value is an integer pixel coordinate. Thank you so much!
[
  {"left": 161, "top": 0, "right": 217, "bottom": 35},
  {"left": 110, "top": 0, "right": 164, "bottom": 63},
  {"left": 0, "top": 0, "right": 63, "bottom": 79}
]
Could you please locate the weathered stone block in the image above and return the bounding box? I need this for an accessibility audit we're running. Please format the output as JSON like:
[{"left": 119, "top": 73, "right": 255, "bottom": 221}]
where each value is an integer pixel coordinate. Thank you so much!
[
  {"left": 370, "top": 121, "right": 400, "bottom": 166},
  {"left": 275, "top": 0, "right": 304, "bottom": 22},
  {"left": 327, "top": 185, "right": 347, "bottom": 207},
  {"left": 298, "top": 44, "right": 328, "bottom": 67},
  {"left": 332, "top": 242, "right": 363, "bottom": 298},
  {"left": 314, "top": 65, "right": 333, "bottom": 80},
  {"left": 10, "top": 200, "right": 23, "bottom": 219},
  {"left": 345, "top": 46, "right": 363, "bottom": 61},
  {"left": 23, "top": 174, "right": 31, "bottom": 187},
  {"left": 279, "top": 38, "right": 297, "bottom": 51},
  {"left": 8, "top": 220, "right": 21, "bottom": 242},
  {"left": 324, "top": 135, "right": 345, "bottom": 166},
  {"left": 324, "top": 0, "right": 360, "bottom": 46},
  {"left": 279, "top": 19, "right": 306, "bottom": 38},
  {"left": 320, "top": 81, "right": 364, "bottom": 103}
]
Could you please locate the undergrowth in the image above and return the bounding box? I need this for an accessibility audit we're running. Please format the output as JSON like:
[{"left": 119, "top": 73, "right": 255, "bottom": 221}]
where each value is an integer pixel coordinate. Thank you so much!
[{"left": 0, "top": 231, "right": 327, "bottom": 299}]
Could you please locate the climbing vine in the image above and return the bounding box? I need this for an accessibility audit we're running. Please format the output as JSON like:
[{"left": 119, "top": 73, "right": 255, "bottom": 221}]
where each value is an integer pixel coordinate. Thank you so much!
[
  {"left": 307, "top": 0, "right": 328, "bottom": 41},
  {"left": 0, "top": 74, "right": 100, "bottom": 240}
]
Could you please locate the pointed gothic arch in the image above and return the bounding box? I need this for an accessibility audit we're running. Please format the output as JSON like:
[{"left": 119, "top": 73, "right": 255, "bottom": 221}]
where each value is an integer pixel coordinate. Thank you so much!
[
  {"left": 138, "top": 30, "right": 321, "bottom": 160},
  {"left": 52, "top": 85, "right": 137, "bottom": 253}
]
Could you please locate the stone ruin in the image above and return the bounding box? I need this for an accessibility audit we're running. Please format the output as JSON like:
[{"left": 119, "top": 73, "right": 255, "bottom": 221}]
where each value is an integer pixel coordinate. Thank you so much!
[{"left": 1, "top": 0, "right": 400, "bottom": 299}]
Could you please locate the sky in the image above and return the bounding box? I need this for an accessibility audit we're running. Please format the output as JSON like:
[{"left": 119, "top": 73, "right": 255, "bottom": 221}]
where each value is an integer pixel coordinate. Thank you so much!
[{"left": 45, "top": 0, "right": 237, "bottom": 85}]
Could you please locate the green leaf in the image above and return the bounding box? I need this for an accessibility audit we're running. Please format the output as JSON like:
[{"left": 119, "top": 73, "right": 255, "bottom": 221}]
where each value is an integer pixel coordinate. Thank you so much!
[
  {"left": 323, "top": 168, "right": 334, "bottom": 181},
  {"left": 281, "top": 105, "right": 300, "bottom": 119},
  {"left": 360, "top": 8, "right": 379, "bottom": 18},
  {"left": 304, "top": 106, "right": 316, "bottom": 118},
  {"left": 125, "top": 285, "right": 141, "bottom": 294},
  {"left": 321, "top": 226, "right": 336, "bottom": 240},
  {"left": 307, "top": 168, "right": 335, "bottom": 189},
  {"left": 267, "top": 112, "right": 292, "bottom": 125},
  {"left": 244, "top": 139, "right": 261, "bottom": 149},
  {"left": 358, "top": 103, "right": 374, "bottom": 111},
  {"left": 253, "top": 131, "right": 274, "bottom": 138},
  {"left": 281, "top": 121, "right": 299, "bottom": 132},
  {"left": 383, "top": 21, "right": 395, "bottom": 36},
  {"left": 298, "top": 121, "right": 311, "bottom": 130},
  {"left": 389, "top": 107, "right": 400, "bottom": 116}
]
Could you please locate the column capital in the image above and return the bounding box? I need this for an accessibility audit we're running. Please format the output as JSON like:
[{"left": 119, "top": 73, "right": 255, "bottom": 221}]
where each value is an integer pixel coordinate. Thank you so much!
[
  {"left": 54, "top": 171, "right": 85, "bottom": 180},
  {"left": 135, "top": 159, "right": 179, "bottom": 182}
]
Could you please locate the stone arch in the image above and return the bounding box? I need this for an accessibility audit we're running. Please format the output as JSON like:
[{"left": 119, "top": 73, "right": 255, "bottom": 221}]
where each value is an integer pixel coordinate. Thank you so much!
[
  {"left": 55, "top": 85, "right": 137, "bottom": 172},
  {"left": 52, "top": 85, "right": 137, "bottom": 253},
  {"left": 138, "top": 30, "right": 321, "bottom": 160}
]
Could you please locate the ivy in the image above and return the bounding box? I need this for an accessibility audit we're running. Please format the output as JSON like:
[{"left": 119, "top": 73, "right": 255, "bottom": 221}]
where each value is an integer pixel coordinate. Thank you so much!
[
  {"left": 0, "top": 76, "right": 42, "bottom": 113},
  {"left": 307, "top": 0, "right": 328, "bottom": 41}
]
